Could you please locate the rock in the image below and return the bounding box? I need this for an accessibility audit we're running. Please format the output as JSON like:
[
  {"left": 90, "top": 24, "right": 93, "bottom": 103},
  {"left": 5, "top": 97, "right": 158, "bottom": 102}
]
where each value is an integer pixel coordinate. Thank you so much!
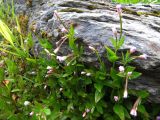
[{"left": 14, "top": 0, "right": 160, "bottom": 103}]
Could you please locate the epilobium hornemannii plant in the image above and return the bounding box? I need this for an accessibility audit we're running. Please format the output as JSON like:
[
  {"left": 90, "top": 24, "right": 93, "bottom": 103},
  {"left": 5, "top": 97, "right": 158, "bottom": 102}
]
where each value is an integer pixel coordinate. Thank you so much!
[{"left": 0, "top": 1, "right": 158, "bottom": 120}]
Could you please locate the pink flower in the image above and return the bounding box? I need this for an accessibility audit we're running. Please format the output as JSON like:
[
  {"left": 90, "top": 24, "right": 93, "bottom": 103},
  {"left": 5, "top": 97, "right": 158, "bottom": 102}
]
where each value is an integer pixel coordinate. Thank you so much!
[
  {"left": 130, "top": 46, "right": 136, "bottom": 54},
  {"left": 138, "top": 54, "right": 147, "bottom": 60},
  {"left": 29, "top": 111, "right": 34, "bottom": 116},
  {"left": 116, "top": 4, "right": 122, "bottom": 15},
  {"left": 130, "top": 108, "right": 137, "bottom": 117},
  {"left": 112, "top": 27, "right": 117, "bottom": 37},
  {"left": 86, "top": 109, "right": 90, "bottom": 113},
  {"left": 61, "top": 27, "right": 68, "bottom": 33},
  {"left": 119, "top": 66, "right": 125, "bottom": 72},
  {"left": 130, "top": 97, "right": 141, "bottom": 117},
  {"left": 114, "top": 96, "right": 119, "bottom": 102}
]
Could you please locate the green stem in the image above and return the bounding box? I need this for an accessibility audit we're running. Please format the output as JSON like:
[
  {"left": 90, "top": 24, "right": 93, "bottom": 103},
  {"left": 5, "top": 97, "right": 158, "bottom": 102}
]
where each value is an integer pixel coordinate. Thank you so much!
[{"left": 119, "top": 15, "right": 123, "bottom": 39}]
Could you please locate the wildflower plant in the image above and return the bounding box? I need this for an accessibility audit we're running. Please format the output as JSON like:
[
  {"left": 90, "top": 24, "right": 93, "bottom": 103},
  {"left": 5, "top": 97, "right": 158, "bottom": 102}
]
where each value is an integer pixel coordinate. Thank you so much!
[{"left": 0, "top": 1, "right": 157, "bottom": 120}]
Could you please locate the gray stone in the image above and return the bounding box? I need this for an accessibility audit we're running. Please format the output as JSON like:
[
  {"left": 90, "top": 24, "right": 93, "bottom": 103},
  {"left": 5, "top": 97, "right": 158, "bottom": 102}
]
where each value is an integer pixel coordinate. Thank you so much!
[{"left": 14, "top": 0, "right": 160, "bottom": 103}]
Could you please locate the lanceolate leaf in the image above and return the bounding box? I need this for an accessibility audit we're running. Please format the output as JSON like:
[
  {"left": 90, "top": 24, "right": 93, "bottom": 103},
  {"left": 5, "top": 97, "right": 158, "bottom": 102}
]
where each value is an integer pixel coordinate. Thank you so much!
[
  {"left": 95, "top": 90, "right": 104, "bottom": 103},
  {"left": 113, "top": 104, "right": 125, "bottom": 120}
]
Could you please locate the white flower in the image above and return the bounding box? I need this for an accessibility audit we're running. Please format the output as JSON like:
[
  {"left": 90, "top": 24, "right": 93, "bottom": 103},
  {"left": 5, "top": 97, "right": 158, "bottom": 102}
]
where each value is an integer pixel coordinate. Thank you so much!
[
  {"left": 24, "top": 101, "right": 30, "bottom": 106},
  {"left": 123, "top": 90, "right": 128, "bottom": 98},
  {"left": 89, "top": 46, "right": 96, "bottom": 51},
  {"left": 47, "top": 66, "right": 52, "bottom": 70},
  {"left": 56, "top": 56, "right": 68, "bottom": 62},
  {"left": 112, "top": 27, "right": 117, "bottom": 37},
  {"left": 127, "top": 72, "right": 132, "bottom": 76},
  {"left": 130, "top": 46, "right": 136, "bottom": 54},
  {"left": 82, "top": 112, "right": 86, "bottom": 117},
  {"left": 29, "top": 111, "right": 34, "bottom": 116},
  {"left": 130, "top": 108, "right": 137, "bottom": 117},
  {"left": 44, "top": 85, "right": 47, "bottom": 89},
  {"left": 114, "top": 96, "right": 119, "bottom": 102},
  {"left": 138, "top": 54, "right": 147, "bottom": 60},
  {"left": 86, "top": 73, "right": 91, "bottom": 76},
  {"left": 59, "top": 88, "right": 63, "bottom": 92},
  {"left": 119, "top": 66, "right": 125, "bottom": 72},
  {"left": 81, "top": 71, "right": 86, "bottom": 75}
]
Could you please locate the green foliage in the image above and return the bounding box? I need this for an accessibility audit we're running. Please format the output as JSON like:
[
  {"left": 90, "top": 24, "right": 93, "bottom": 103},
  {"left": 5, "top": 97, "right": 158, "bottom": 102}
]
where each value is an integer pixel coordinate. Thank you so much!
[{"left": 112, "top": 0, "right": 160, "bottom": 4}]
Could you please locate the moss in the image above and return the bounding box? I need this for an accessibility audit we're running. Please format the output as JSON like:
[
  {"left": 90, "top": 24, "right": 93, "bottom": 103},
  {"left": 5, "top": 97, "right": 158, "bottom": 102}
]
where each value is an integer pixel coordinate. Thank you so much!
[
  {"left": 136, "top": 11, "right": 160, "bottom": 17},
  {"left": 87, "top": 5, "right": 97, "bottom": 10},
  {"left": 122, "top": 8, "right": 140, "bottom": 16},
  {"left": 123, "top": 8, "right": 160, "bottom": 17},
  {"left": 60, "top": 8, "right": 84, "bottom": 13}
]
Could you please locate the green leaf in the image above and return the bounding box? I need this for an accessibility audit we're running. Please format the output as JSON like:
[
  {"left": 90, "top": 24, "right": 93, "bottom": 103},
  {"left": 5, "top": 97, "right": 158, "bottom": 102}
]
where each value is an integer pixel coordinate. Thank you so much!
[
  {"left": 113, "top": 104, "right": 125, "bottom": 120},
  {"left": 94, "top": 83, "right": 103, "bottom": 92},
  {"left": 126, "top": 66, "right": 135, "bottom": 72},
  {"left": 123, "top": 107, "right": 131, "bottom": 119},
  {"left": 117, "top": 36, "right": 125, "bottom": 49},
  {"left": 68, "top": 25, "right": 76, "bottom": 50},
  {"left": 96, "top": 104, "right": 103, "bottom": 114},
  {"left": 11, "top": 89, "right": 21, "bottom": 92},
  {"left": 110, "top": 68, "right": 119, "bottom": 81},
  {"left": 138, "top": 105, "right": 149, "bottom": 118},
  {"left": 109, "top": 37, "right": 117, "bottom": 49},
  {"left": 105, "top": 46, "right": 115, "bottom": 56},
  {"left": 5, "top": 59, "right": 18, "bottom": 75},
  {"left": 130, "top": 72, "right": 142, "bottom": 79},
  {"left": 0, "top": 68, "right": 4, "bottom": 82},
  {"left": 40, "top": 39, "right": 52, "bottom": 49},
  {"left": 105, "top": 46, "right": 119, "bottom": 62},
  {"left": 43, "top": 108, "right": 51, "bottom": 116},
  {"left": 137, "top": 90, "right": 149, "bottom": 98},
  {"left": 95, "top": 90, "right": 104, "bottom": 103}
]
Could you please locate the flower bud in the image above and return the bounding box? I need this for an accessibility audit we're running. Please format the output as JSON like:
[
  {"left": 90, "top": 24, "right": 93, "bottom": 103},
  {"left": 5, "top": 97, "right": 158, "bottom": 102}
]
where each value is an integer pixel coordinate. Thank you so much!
[
  {"left": 61, "top": 27, "right": 68, "bottom": 33},
  {"left": 130, "top": 46, "right": 136, "bottom": 54},
  {"left": 81, "top": 71, "right": 86, "bottom": 75},
  {"left": 114, "top": 96, "right": 119, "bottom": 102},
  {"left": 86, "top": 73, "right": 91, "bottom": 76},
  {"left": 54, "top": 47, "right": 60, "bottom": 54},
  {"left": 82, "top": 112, "right": 86, "bottom": 117},
  {"left": 112, "top": 27, "right": 117, "bottom": 37},
  {"left": 138, "top": 54, "right": 147, "bottom": 60},
  {"left": 89, "top": 46, "right": 96, "bottom": 51},
  {"left": 123, "top": 89, "right": 128, "bottom": 98},
  {"left": 127, "top": 72, "right": 132, "bottom": 77},
  {"left": 116, "top": 4, "right": 122, "bottom": 15},
  {"left": 86, "top": 109, "right": 90, "bottom": 113},
  {"left": 54, "top": 10, "right": 59, "bottom": 19}
]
